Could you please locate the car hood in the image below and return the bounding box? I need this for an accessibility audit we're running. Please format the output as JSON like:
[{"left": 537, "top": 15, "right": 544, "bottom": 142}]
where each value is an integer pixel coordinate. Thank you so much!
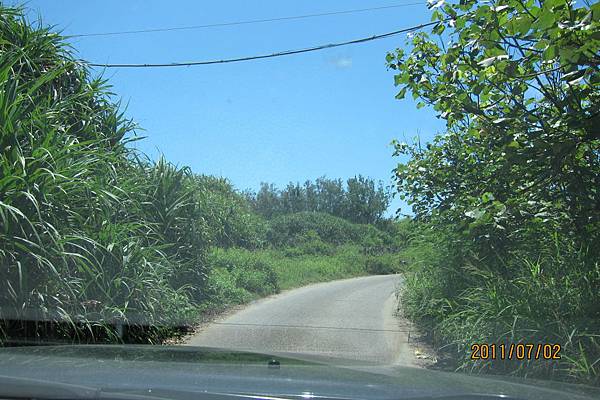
[{"left": 0, "top": 345, "right": 597, "bottom": 400}]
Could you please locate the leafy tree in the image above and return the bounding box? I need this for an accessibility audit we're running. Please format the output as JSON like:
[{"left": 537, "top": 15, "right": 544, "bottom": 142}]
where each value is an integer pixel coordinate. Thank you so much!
[
  {"left": 386, "top": 0, "right": 600, "bottom": 382},
  {"left": 304, "top": 180, "right": 319, "bottom": 212},
  {"left": 344, "top": 175, "right": 391, "bottom": 224},
  {"left": 387, "top": 0, "right": 599, "bottom": 234},
  {"left": 281, "top": 182, "right": 306, "bottom": 214},
  {"left": 314, "top": 177, "right": 345, "bottom": 216},
  {"left": 250, "top": 183, "right": 282, "bottom": 219}
]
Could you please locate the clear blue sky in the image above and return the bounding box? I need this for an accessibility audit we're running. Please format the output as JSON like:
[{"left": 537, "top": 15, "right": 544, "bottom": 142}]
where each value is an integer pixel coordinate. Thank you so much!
[{"left": 15, "top": 0, "right": 444, "bottom": 216}]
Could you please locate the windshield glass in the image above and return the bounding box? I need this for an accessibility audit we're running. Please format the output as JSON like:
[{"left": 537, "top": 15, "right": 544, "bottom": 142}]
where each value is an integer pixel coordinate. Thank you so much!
[{"left": 1, "top": 0, "right": 599, "bottom": 397}]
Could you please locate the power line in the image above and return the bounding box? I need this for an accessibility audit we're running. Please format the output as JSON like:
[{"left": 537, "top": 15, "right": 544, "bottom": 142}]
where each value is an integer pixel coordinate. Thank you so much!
[
  {"left": 84, "top": 20, "right": 440, "bottom": 69},
  {"left": 71, "top": 2, "right": 423, "bottom": 38}
]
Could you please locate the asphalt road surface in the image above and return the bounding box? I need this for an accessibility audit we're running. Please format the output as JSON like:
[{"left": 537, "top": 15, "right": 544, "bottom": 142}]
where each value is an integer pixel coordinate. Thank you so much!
[{"left": 186, "top": 275, "right": 415, "bottom": 365}]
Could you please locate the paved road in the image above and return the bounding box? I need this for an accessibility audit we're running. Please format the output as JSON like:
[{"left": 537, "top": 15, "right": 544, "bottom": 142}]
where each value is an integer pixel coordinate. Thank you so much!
[{"left": 186, "top": 275, "right": 414, "bottom": 365}]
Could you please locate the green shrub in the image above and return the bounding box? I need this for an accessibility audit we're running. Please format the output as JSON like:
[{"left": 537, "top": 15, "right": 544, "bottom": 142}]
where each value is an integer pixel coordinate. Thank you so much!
[
  {"left": 282, "top": 230, "right": 336, "bottom": 257},
  {"left": 268, "top": 212, "right": 357, "bottom": 245},
  {"left": 364, "top": 254, "right": 399, "bottom": 275},
  {"left": 191, "top": 175, "right": 267, "bottom": 250},
  {"left": 203, "top": 268, "right": 253, "bottom": 309},
  {"left": 207, "top": 248, "right": 279, "bottom": 297}
]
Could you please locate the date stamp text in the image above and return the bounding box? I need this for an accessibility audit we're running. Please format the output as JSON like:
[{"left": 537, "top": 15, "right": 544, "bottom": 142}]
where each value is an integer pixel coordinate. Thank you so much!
[{"left": 470, "top": 343, "right": 561, "bottom": 360}]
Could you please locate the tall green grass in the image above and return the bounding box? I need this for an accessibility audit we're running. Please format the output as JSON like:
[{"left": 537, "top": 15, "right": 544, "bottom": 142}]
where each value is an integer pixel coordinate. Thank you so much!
[
  {"left": 398, "top": 222, "right": 600, "bottom": 385},
  {"left": 0, "top": 6, "right": 213, "bottom": 342}
]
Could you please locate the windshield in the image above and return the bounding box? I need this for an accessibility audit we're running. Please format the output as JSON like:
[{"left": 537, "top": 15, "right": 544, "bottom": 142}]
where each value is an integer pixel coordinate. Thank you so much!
[{"left": 0, "top": 0, "right": 599, "bottom": 398}]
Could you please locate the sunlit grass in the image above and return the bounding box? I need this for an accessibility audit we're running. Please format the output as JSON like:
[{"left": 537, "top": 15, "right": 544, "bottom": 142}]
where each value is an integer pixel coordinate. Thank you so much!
[{"left": 255, "top": 245, "right": 370, "bottom": 290}]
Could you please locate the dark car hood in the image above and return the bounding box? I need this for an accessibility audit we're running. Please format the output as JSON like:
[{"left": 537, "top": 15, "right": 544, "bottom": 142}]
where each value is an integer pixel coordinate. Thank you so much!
[{"left": 0, "top": 345, "right": 597, "bottom": 400}]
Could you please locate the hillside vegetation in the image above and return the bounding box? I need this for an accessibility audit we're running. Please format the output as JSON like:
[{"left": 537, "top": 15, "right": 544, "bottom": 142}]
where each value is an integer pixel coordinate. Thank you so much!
[
  {"left": 0, "top": 5, "right": 401, "bottom": 345},
  {"left": 387, "top": 0, "right": 599, "bottom": 385}
]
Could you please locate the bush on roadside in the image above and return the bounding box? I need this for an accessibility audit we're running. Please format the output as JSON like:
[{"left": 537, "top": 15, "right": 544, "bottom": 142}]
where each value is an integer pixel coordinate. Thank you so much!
[
  {"left": 191, "top": 175, "right": 268, "bottom": 250},
  {"left": 260, "top": 245, "right": 369, "bottom": 290},
  {"left": 207, "top": 248, "right": 279, "bottom": 297},
  {"left": 203, "top": 268, "right": 254, "bottom": 310},
  {"left": 364, "top": 254, "right": 399, "bottom": 275},
  {"left": 0, "top": 5, "right": 261, "bottom": 344}
]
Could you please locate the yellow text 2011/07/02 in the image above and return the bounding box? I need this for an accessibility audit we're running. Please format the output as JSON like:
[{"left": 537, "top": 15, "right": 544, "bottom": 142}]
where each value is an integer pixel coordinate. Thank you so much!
[{"left": 470, "top": 343, "right": 562, "bottom": 361}]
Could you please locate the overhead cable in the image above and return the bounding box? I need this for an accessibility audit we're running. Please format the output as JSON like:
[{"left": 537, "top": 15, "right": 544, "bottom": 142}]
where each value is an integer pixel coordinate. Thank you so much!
[
  {"left": 84, "top": 20, "right": 440, "bottom": 68},
  {"left": 72, "top": 2, "right": 424, "bottom": 38}
]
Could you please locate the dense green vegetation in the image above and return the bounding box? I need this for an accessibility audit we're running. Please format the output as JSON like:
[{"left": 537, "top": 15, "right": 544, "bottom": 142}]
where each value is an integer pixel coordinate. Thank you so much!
[
  {"left": 0, "top": 5, "right": 400, "bottom": 345},
  {"left": 387, "top": 0, "right": 599, "bottom": 385}
]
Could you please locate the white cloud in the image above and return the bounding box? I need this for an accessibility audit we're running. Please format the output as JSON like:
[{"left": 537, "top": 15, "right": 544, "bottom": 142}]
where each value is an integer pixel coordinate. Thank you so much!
[{"left": 331, "top": 56, "right": 353, "bottom": 69}]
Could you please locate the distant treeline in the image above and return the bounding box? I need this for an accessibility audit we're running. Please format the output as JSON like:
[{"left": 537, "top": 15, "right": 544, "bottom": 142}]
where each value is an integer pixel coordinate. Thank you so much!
[{"left": 245, "top": 177, "right": 391, "bottom": 224}]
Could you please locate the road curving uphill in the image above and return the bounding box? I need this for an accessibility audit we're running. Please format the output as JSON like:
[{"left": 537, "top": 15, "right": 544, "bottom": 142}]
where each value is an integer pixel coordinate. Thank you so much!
[{"left": 186, "top": 275, "right": 417, "bottom": 366}]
